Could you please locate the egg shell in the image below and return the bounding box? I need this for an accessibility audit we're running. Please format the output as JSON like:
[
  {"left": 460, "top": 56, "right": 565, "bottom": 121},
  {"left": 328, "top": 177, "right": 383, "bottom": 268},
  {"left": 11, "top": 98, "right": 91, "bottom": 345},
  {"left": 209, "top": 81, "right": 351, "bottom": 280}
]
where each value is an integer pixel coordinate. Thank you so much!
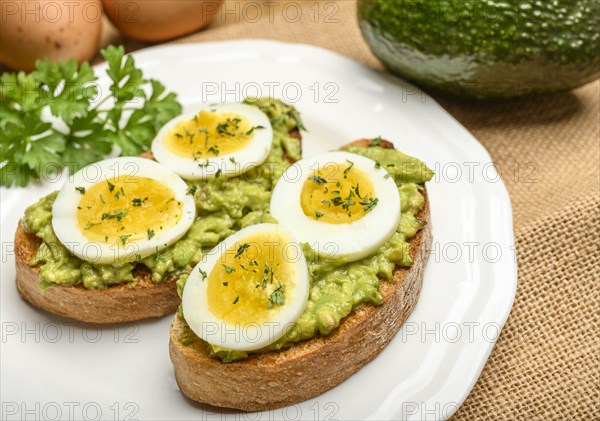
[
  {"left": 0, "top": 0, "right": 102, "bottom": 71},
  {"left": 102, "top": 0, "right": 222, "bottom": 42}
]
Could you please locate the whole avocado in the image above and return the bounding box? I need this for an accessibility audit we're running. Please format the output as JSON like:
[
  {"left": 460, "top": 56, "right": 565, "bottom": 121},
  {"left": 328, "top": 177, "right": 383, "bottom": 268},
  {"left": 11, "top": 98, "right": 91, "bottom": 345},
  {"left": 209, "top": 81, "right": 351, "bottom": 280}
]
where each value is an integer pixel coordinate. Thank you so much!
[{"left": 358, "top": 0, "right": 600, "bottom": 99}]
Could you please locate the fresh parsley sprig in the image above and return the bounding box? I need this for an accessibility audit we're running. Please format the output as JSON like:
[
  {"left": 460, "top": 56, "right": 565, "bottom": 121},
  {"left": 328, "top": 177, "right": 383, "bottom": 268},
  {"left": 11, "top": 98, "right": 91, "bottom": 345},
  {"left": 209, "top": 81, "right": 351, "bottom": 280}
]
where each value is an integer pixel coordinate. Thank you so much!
[{"left": 0, "top": 45, "right": 182, "bottom": 187}]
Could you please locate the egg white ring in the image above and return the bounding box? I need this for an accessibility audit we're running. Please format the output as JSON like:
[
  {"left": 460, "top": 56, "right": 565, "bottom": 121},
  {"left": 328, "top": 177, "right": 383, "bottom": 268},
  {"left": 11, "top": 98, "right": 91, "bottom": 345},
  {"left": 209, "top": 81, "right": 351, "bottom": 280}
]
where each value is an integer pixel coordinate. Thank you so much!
[
  {"left": 270, "top": 151, "right": 401, "bottom": 262},
  {"left": 52, "top": 157, "right": 196, "bottom": 264},
  {"left": 151, "top": 103, "right": 273, "bottom": 180},
  {"left": 182, "top": 223, "right": 310, "bottom": 351}
]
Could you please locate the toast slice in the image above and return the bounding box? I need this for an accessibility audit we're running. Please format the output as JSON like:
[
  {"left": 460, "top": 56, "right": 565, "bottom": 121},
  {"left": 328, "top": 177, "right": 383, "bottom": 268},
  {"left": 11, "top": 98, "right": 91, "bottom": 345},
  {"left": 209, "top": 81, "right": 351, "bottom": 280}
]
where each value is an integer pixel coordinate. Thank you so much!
[
  {"left": 169, "top": 139, "right": 433, "bottom": 411},
  {"left": 14, "top": 128, "right": 302, "bottom": 324},
  {"left": 14, "top": 225, "right": 180, "bottom": 324}
]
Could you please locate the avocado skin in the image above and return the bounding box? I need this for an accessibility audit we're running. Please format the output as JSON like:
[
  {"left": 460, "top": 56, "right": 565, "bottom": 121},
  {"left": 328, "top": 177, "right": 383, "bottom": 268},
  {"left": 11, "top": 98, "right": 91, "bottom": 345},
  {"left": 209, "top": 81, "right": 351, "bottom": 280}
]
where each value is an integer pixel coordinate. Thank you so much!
[{"left": 358, "top": 0, "right": 600, "bottom": 99}]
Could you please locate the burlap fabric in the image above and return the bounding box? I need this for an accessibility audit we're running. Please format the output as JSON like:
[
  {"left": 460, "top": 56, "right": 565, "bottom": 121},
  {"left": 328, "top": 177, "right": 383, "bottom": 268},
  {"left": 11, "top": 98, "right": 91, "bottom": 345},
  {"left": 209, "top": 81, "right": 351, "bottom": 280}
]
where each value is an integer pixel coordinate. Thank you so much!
[{"left": 102, "top": 1, "right": 600, "bottom": 418}]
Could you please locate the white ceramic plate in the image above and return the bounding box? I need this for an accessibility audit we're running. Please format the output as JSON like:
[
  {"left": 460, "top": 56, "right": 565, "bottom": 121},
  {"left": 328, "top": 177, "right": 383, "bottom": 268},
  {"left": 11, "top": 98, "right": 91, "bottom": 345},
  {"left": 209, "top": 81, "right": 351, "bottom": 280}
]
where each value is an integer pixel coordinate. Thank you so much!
[{"left": 0, "top": 40, "right": 517, "bottom": 421}]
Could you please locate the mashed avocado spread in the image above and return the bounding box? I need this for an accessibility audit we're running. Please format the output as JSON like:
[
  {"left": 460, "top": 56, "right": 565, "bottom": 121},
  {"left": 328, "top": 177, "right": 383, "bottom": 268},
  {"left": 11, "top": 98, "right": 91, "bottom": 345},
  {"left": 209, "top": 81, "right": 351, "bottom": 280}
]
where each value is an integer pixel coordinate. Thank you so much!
[
  {"left": 23, "top": 99, "right": 433, "bottom": 362},
  {"left": 176, "top": 140, "right": 434, "bottom": 362},
  {"left": 22, "top": 98, "right": 303, "bottom": 291}
]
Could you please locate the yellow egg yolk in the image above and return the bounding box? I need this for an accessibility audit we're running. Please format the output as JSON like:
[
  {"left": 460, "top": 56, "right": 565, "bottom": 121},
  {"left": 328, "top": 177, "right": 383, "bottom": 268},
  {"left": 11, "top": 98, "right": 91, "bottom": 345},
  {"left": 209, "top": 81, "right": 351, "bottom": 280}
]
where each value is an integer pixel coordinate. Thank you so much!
[
  {"left": 77, "top": 176, "right": 182, "bottom": 245},
  {"left": 164, "top": 110, "right": 255, "bottom": 159},
  {"left": 300, "top": 161, "right": 379, "bottom": 223},
  {"left": 206, "top": 232, "right": 296, "bottom": 325}
]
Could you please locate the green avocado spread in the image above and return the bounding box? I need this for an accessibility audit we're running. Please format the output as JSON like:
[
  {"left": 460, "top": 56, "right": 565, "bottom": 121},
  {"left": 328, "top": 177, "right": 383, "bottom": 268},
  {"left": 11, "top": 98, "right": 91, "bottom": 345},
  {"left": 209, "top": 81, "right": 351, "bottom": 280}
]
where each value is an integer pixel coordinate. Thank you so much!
[
  {"left": 22, "top": 98, "right": 303, "bottom": 291},
  {"left": 23, "top": 99, "right": 433, "bottom": 362},
  {"left": 176, "top": 140, "right": 433, "bottom": 362}
]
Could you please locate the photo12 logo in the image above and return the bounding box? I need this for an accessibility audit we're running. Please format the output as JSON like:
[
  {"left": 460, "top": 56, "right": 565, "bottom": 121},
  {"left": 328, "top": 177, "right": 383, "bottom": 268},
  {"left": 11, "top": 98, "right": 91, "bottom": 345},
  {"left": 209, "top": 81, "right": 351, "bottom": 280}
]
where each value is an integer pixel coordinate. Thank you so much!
[
  {"left": 215, "top": 1, "right": 340, "bottom": 25},
  {"left": 2, "top": 401, "right": 139, "bottom": 421},
  {"left": 1, "top": 1, "right": 103, "bottom": 24},
  {"left": 201, "top": 82, "right": 339, "bottom": 104},
  {"left": 2, "top": 321, "right": 139, "bottom": 344},
  {"left": 196, "top": 401, "right": 339, "bottom": 421}
]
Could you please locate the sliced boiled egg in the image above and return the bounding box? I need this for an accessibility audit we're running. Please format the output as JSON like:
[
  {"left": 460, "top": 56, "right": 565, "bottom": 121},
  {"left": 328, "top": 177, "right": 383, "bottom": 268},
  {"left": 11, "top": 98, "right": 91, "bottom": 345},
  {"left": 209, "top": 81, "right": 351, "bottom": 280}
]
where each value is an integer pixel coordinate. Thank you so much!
[
  {"left": 52, "top": 157, "right": 196, "bottom": 264},
  {"left": 270, "top": 151, "right": 401, "bottom": 262},
  {"left": 182, "top": 223, "right": 309, "bottom": 351},
  {"left": 151, "top": 103, "right": 273, "bottom": 180}
]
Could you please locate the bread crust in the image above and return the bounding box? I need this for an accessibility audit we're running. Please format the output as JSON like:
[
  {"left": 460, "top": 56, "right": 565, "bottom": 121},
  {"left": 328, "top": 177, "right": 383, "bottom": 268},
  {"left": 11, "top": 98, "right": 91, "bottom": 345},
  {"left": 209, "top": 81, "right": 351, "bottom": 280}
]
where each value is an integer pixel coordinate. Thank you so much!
[
  {"left": 169, "top": 139, "right": 433, "bottom": 411},
  {"left": 14, "top": 224, "right": 179, "bottom": 324},
  {"left": 13, "top": 127, "right": 302, "bottom": 324}
]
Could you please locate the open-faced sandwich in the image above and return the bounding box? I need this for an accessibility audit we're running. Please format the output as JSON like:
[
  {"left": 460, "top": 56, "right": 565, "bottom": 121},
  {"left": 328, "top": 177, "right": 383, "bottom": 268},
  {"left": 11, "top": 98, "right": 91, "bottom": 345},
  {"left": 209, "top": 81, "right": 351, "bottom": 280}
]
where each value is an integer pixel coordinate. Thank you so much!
[
  {"left": 169, "top": 137, "right": 433, "bottom": 410},
  {"left": 14, "top": 98, "right": 304, "bottom": 323}
]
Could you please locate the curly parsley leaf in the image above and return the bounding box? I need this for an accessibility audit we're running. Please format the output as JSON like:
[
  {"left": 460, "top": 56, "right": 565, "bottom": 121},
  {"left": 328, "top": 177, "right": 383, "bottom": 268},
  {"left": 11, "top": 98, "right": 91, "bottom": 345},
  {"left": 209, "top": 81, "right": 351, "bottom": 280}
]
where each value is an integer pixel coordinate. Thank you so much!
[
  {"left": 0, "top": 45, "right": 182, "bottom": 187},
  {"left": 102, "top": 45, "right": 145, "bottom": 103},
  {"left": 31, "top": 59, "right": 97, "bottom": 124}
]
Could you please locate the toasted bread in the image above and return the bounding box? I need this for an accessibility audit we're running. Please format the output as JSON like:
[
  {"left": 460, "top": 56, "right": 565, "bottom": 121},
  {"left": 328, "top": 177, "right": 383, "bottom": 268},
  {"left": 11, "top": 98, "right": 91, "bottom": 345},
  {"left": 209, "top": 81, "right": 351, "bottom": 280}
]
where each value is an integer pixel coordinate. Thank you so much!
[
  {"left": 14, "top": 129, "right": 302, "bottom": 324},
  {"left": 14, "top": 225, "right": 180, "bottom": 324},
  {"left": 169, "top": 139, "right": 433, "bottom": 411}
]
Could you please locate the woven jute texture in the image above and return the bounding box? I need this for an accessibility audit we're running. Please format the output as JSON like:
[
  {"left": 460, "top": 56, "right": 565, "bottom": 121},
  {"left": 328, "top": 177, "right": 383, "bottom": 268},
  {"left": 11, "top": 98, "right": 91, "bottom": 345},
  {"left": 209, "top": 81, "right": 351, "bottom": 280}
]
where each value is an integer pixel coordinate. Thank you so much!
[{"left": 103, "top": 1, "right": 600, "bottom": 418}]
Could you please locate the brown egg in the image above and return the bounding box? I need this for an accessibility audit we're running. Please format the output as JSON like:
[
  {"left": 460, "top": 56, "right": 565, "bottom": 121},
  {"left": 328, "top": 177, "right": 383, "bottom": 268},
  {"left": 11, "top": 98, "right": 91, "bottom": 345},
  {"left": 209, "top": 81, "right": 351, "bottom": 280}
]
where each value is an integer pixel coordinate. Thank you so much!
[
  {"left": 102, "top": 0, "right": 222, "bottom": 42},
  {"left": 0, "top": 0, "right": 102, "bottom": 71}
]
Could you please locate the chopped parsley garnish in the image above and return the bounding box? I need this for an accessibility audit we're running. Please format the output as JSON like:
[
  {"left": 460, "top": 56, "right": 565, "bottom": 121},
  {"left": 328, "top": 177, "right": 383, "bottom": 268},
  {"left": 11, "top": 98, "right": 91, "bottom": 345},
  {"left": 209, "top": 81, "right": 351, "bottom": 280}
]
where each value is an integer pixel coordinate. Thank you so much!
[
  {"left": 261, "top": 262, "right": 274, "bottom": 289},
  {"left": 309, "top": 175, "right": 327, "bottom": 185},
  {"left": 132, "top": 197, "right": 148, "bottom": 206},
  {"left": 223, "top": 264, "right": 236, "bottom": 274},
  {"left": 147, "top": 228, "right": 155, "bottom": 239},
  {"left": 184, "top": 128, "right": 195, "bottom": 143},
  {"left": 186, "top": 185, "right": 198, "bottom": 196},
  {"left": 361, "top": 197, "right": 379, "bottom": 212},
  {"left": 84, "top": 221, "right": 100, "bottom": 230},
  {"left": 215, "top": 168, "right": 222, "bottom": 178},
  {"left": 233, "top": 296, "right": 239, "bottom": 304},
  {"left": 374, "top": 161, "right": 381, "bottom": 169},
  {"left": 75, "top": 186, "right": 86, "bottom": 194},
  {"left": 208, "top": 145, "right": 220, "bottom": 156},
  {"left": 384, "top": 173, "right": 392, "bottom": 179},
  {"left": 101, "top": 209, "right": 128, "bottom": 221},
  {"left": 119, "top": 234, "right": 131, "bottom": 245},
  {"left": 371, "top": 136, "right": 382, "bottom": 147},
  {"left": 341, "top": 197, "right": 355, "bottom": 211},
  {"left": 216, "top": 117, "right": 242, "bottom": 137},
  {"left": 107, "top": 181, "right": 115, "bottom": 193},
  {"left": 229, "top": 157, "right": 237, "bottom": 164},
  {"left": 223, "top": 282, "right": 229, "bottom": 286},
  {"left": 235, "top": 243, "right": 250, "bottom": 258},
  {"left": 113, "top": 187, "right": 125, "bottom": 200},
  {"left": 268, "top": 284, "right": 285, "bottom": 308},
  {"left": 199, "top": 268, "right": 207, "bottom": 281},
  {"left": 245, "top": 125, "right": 265, "bottom": 136},
  {"left": 330, "top": 196, "right": 344, "bottom": 206},
  {"left": 343, "top": 160, "right": 354, "bottom": 178},
  {"left": 315, "top": 210, "right": 324, "bottom": 219}
]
